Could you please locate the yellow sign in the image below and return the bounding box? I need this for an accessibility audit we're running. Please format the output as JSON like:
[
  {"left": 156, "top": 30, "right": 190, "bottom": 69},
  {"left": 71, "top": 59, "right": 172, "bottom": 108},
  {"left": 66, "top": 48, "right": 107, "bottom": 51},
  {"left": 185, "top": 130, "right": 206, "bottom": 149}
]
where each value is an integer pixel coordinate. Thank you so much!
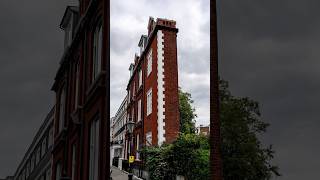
[{"left": 129, "top": 156, "right": 135, "bottom": 163}]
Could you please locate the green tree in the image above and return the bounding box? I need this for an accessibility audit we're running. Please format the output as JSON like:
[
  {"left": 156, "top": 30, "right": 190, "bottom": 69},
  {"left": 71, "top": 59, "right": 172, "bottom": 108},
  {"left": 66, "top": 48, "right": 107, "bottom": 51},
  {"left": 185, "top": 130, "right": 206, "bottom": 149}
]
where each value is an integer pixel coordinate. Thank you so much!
[
  {"left": 142, "top": 134, "right": 210, "bottom": 180},
  {"left": 143, "top": 80, "right": 280, "bottom": 180},
  {"left": 179, "top": 88, "right": 197, "bottom": 134},
  {"left": 219, "top": 79, "right": 280, "bottom": 179}
]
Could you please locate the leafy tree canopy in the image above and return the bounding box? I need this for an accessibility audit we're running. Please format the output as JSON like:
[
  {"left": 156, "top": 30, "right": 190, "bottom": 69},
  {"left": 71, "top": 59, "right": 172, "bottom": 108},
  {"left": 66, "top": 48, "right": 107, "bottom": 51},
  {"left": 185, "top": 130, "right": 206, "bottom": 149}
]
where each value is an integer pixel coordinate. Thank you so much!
[
  {"left": 179, "top": 88, "right": 197, "bottom": 134},
  {"left": 219, "top": 79, "right": 280, "bottom": 179},
  {"left": 142, "top": 79, "right": 280, "bottom": 180}
]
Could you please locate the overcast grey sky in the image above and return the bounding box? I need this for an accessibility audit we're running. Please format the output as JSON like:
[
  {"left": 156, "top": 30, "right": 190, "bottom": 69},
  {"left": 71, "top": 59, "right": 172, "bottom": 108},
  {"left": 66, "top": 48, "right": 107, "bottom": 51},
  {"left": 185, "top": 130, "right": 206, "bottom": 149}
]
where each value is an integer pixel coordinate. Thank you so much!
[
  {"left": 0, "top": 0, "right": 319, "bottom": 179},
  {"left": 0, "top": 0, "right": 78, "bottom": 178},
  {"left": 110, "top": 0, "right": 210, "bottom": 127}
]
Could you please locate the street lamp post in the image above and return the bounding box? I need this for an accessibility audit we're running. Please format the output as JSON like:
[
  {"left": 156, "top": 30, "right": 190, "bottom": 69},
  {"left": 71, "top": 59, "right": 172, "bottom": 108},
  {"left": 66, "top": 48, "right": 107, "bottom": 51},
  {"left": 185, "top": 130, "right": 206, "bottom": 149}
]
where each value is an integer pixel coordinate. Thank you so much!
[{"left": 126, "top": 119, "right": 135, "bottom": 180}]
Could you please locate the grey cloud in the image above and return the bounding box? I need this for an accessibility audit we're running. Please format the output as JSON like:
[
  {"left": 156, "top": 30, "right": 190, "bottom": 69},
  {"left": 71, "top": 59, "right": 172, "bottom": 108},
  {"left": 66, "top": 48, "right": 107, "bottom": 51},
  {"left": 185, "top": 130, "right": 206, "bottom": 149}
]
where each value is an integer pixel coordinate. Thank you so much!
[
  {"left": 0, "top": 0, "right": 76, "bottom": 177},
  {"left": 221, "top": 0, "right": 320, "bottom": 179}
]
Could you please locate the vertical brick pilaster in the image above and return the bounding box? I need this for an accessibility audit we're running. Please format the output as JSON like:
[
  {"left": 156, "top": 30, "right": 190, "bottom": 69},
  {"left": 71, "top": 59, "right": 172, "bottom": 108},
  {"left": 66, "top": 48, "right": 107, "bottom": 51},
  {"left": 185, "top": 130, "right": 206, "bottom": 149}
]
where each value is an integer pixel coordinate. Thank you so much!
[{"left": 210, "top": 0, "right": 223, "bottom": 179}]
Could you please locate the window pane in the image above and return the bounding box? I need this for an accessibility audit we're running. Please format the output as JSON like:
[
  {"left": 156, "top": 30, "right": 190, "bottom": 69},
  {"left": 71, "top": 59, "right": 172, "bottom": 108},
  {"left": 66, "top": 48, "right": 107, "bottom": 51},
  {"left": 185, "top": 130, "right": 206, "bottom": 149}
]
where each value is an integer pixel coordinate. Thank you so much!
[
  {"left": 89, "top": 118, "right": 100, "bottom": 180},
  {"left": 138, "top": 99, "right": 141, "bottom": 121},
  {"left": 75, "top": 61, "right": 80, "bottom": 109},
  {"left": 147, "top": 50, "right": 152, "bottom": 76},
  {"left": 139, "top": 70, "right": 142, "bottom": 87},
  {"left": 93, "top": 23, "right": 102, "bottom": 80},
  {"left": 147, "top": 89, "right": 152, "bottom": 115},
  {"left": 55, "top": 163, "right": 61, "bottom": 180},
  {"left": 59, "top": 86, "right": 66, "bottom": 132},
  {"left": 146, "top": 132, "right": 152, "bottom": 146},
  {"left": 72, "top": 144, "right": 76, "bottom": 180}
]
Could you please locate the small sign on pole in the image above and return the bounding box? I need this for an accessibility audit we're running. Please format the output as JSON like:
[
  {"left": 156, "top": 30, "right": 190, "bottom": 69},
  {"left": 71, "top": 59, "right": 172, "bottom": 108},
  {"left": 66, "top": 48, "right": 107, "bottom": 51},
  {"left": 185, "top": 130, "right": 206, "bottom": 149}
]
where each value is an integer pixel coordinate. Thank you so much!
[{"left": 129, "top": 156, "right": 135, "bottom": 163}]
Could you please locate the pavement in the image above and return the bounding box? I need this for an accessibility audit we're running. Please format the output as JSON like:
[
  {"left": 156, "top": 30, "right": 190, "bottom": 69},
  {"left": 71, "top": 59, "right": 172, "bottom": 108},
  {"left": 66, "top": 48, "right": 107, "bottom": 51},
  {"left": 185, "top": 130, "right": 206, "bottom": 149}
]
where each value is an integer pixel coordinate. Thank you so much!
[{"left": 111, "top": 166, "right": 142, "bottom": 180}]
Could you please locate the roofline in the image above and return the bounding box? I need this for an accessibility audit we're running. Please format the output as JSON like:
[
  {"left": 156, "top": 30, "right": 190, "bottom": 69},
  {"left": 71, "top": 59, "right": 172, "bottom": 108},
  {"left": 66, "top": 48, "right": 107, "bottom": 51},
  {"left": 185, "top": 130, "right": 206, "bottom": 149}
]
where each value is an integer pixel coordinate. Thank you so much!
[
  {"left": 13, "top": 107, "right": 55, "bottom": 177},
  {"left": 126, "top": 23, "right": 178, "bottom": 89}
]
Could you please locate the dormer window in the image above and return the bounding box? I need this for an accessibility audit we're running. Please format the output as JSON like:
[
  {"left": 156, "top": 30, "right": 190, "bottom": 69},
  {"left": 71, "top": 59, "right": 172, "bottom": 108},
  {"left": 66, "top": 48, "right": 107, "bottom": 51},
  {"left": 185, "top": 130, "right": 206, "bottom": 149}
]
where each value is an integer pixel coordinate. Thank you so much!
[
  {"left": 138, "top": 35, "right": 147, "bottom": 55},
  {"left": 64, "top": 17, "right": 73, "bottom": 48},
  {"left": 92, "top": 21, "right": 103, "bottom": 81},
  {"left": 129, "top": 63, "right": 134, "bottom": 77},
  {"left": 60, "top": 6, "right": 80, "bottom": 49}
]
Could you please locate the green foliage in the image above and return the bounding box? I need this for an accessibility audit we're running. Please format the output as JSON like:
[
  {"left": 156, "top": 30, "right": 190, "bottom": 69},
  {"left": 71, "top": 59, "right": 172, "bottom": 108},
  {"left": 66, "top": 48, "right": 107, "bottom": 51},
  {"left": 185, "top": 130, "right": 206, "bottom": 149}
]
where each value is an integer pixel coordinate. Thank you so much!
[
  {"left": 141, "top": 146, "right": 172, "bottom": 180},
  {"left": 141, "top": 134, "right": 210, "bottom": 180},
  {"left": 142, "top": 80, "right": 280, "bottom": 180},
  {"left": 179, "top": 88, "right": 197, "bottom": 134},
  {"left": 219, "top": 79, "right": 280, "bottom": 179}
]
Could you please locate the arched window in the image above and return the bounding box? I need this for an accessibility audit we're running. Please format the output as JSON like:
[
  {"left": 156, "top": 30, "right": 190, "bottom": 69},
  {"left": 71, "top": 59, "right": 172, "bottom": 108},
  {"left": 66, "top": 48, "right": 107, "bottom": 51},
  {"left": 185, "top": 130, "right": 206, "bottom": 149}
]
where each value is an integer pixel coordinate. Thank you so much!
[{"left": 92, "top": 22, "right": 103, "bottom": 81}]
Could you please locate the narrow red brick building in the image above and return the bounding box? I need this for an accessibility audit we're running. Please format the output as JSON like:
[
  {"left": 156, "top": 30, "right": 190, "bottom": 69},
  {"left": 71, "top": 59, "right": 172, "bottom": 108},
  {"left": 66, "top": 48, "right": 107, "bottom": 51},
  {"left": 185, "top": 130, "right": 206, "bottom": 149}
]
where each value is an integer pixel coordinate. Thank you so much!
[
  {"left": 123, "top": 17, "right": 180, "bottom": 167},
  {"left": 51, "top": 1, "right": 109, "bottom": 180}
]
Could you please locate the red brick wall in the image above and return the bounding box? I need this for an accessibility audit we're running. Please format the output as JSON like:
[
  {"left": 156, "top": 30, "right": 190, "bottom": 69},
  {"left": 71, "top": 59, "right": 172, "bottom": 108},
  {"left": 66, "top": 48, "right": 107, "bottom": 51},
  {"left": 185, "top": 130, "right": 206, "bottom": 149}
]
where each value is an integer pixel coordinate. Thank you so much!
[
  {"left": 126, "top": 18, "right": 179, "bottom": 152},
  {"left": 143, "top": 36, "right": 159, "bottom": 146},
  {"left": 162, "top": 29, "right": 180, "bottom": 144},
  {"left": 52, "top": 1, "right": 109, "bottom": 180}
]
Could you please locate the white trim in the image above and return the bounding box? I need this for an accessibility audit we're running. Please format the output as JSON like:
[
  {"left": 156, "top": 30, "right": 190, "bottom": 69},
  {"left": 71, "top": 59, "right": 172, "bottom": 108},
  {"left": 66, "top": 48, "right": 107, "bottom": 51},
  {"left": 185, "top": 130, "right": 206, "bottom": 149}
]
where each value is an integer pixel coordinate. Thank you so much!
[
  {"left": 137, "top": 99, "right": 142, "bottom": 122},
  {"left": 147, "top": 50, "right": 152, "bottom": 76},
  {"left": 146, "top": 89, "right": 152, "bottom": 116},
  {"left": 157, "top": 30, "right": 166, "bottom": 146}
]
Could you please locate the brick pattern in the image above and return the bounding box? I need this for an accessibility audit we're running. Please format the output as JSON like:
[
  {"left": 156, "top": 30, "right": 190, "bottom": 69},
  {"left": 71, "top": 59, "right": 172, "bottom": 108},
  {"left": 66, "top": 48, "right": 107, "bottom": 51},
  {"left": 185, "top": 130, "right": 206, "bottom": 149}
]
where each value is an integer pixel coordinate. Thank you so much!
[
  {"left": 156, "top": 30, "right": 166, "bottom": 146},
  {"left": 162, "top": 30, "right": 180, "bottom": 144},
  {"left": 125, "top": 18, "right": 180, "bottom": 155},
  {"left": 51, "top": 0, "right": 110, "bottom": 179},
  {"left": 143, "top": 36, "right": 159, "bottom": 146},
  {"left": 210, "top": 0, "right": 223, "bottom": 179}
]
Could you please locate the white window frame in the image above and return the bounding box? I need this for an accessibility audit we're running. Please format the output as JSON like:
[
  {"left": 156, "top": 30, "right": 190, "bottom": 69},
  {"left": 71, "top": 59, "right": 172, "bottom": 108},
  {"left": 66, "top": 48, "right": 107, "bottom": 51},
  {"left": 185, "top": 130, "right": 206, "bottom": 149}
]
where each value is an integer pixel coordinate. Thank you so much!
[
  {"left": 92, "top": 22, "right": 102, "bottom": 81},
  {"left": 146, "top": 132, "right": 152, "bottom": 146},
  {"left": 49, "top": 128, "right": 53, "bottom": 147},
  {"left": 59, "top": 86, "right": 66, "bottom": 133},
  {"left": 137, "top": 99, "right": 141, "bottom": 122},
  {"left": 89, "top": 118, "right": 100, "bottom": 180},
  {"left": 30, "top": 155, "right": 35, "bottom": 172},
  {"left": 36, "top": 147, "right": 41, "bottom": 164},
  {"left": 138, "top": 69, "right": 142, "bottom": 87},
  {"left": 136, "top": 134, "right": 140, "bottom": 160},
  {"left": 147, "top": 89, "right": 152, "bottom": 116},
  {"left": 133, "top": 82, "right": 135, "bottom": 96},
  {"left": 131, "top": 108, "right": 134, "bottom": 121},
  {"left": 46, "top": 168, "right": 51, "bottom": 180},
  {"left": 128, "top": 89, "right": 130, "bottom": 101},
  {"left": 147, "top": 50, "right": 152, "bottom": 76},
  {"left": 71, "top": 144, "right": 76, "bottom": 180},
  {"left": 41, "top": 137, "right": 47, "bottom": 157},
  {"left": 75, "top": 61, "right": 80, "bottom": 109},
  {"left": 55, "top": 163, "right": 61, "bottom": 180},
  {"left": 125, "top": 139, "right": 128, "bottom": 159}
]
